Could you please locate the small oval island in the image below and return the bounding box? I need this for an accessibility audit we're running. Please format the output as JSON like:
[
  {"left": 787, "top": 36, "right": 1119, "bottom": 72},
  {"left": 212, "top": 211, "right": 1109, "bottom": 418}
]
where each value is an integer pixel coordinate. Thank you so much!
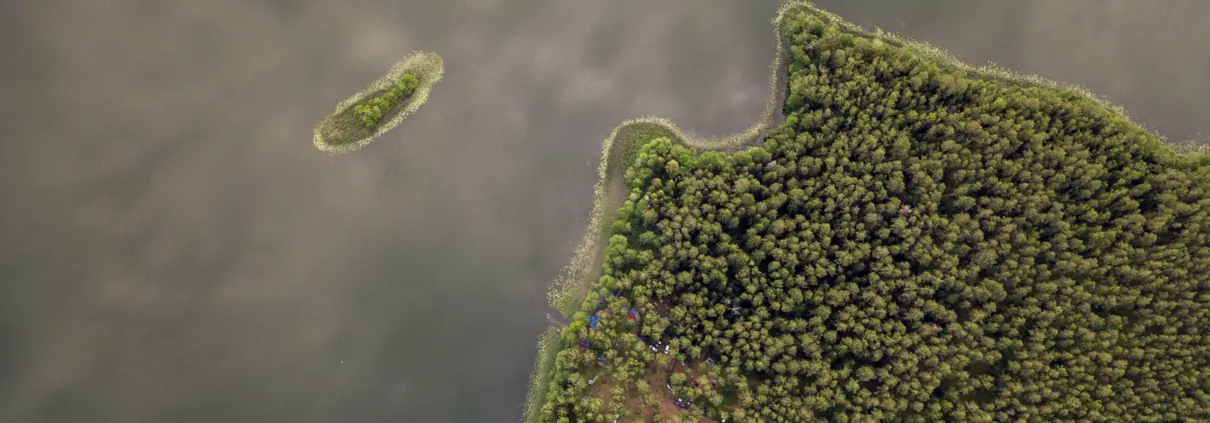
[{"left": 313, "top": 51, "right": 444, "bottom": 153}]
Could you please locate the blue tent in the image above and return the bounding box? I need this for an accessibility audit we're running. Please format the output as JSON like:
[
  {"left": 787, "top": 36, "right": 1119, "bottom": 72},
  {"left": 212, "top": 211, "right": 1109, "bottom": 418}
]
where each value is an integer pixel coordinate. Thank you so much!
[
  {"left": 580, "top": 340, "right": 590, "bottom": 348},
  {"left": 589, "top": 314, "right": 601, "bottom": 329}
]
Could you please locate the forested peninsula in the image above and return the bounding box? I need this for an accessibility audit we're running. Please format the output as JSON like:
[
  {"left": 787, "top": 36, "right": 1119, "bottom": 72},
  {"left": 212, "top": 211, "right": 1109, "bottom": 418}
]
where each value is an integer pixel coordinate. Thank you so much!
[
  {"left": 313, "top": 51, "right": 443, "bottom": 153},
  {"left": 524, "top": 2, "right": 1210, "bottom": 422}
]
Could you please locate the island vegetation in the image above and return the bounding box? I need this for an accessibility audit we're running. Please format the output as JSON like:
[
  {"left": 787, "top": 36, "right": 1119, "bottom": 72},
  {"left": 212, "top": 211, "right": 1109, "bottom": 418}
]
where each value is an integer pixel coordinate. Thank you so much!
[
  {"left": 312, "top": 51, "right": 443, "bottom": 153},
  {"left": 523, "top": 1, "right": 1210, "bottom": 422},
  {"left": 354, "top": 73, "right": 420, "bottom": 128}
]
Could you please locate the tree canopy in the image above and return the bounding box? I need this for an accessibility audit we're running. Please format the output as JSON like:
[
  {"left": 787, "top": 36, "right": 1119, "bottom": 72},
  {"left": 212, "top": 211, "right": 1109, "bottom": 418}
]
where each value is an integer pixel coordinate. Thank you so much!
[
  {"left": 536, "top": 5, "right": 1210, "bottom": 423},
  {"left": 353, "top": 73, "right": 419, "bottom": 128}
]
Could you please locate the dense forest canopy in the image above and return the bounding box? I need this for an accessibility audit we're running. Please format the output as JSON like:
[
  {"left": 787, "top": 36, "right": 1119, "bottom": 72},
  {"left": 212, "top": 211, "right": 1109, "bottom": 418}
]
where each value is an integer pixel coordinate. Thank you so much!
[{"left": 537, "top": 4, "right": 1209, "bottom": 423}]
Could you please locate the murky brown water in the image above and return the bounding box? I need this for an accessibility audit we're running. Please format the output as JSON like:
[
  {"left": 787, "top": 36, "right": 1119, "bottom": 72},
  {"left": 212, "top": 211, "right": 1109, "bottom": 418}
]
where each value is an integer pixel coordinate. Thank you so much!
[{"left": 1, "top": 0, "right": 1207, "bottom": 422}]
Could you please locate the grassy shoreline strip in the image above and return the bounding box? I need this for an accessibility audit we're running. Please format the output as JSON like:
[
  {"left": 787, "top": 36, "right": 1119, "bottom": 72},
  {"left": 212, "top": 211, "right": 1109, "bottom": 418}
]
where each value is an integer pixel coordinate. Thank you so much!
[
  {"left": 313, "top": 51, "right": 444, "bottom": 153},
  {"left": 521, "top": 327, "right": 560, "bottom": 423}
]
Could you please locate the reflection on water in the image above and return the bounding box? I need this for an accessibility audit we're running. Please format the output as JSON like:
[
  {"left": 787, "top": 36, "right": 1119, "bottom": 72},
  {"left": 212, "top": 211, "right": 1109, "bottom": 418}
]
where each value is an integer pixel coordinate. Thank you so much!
[{"left": 0, "top": 0, "right": 1207, "bottom": 421}]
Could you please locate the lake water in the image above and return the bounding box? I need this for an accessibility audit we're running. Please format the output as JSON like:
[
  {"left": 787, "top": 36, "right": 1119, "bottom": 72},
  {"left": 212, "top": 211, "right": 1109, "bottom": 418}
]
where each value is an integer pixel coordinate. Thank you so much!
[{"left": 1, "top": 0, "right": 1207, "bottom": 422}]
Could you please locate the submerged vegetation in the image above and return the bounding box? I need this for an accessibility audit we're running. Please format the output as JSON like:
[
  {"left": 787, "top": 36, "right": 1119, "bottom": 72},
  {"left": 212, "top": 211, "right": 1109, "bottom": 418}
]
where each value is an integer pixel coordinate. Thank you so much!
[
  {"left": 529, "top": 1, "right": 1210, "bottom": 422},
  {"left": 312, "top": 51, "right": 443, "bottom": 153}
]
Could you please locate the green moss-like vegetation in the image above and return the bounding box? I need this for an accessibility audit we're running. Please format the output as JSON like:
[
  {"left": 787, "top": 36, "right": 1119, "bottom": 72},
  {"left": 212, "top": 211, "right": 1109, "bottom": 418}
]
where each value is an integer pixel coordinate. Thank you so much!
[
  {"left": 312, "top": 51, "right": 443, "bottom": 153},
  {"left": 534, "top": 2, "right": 1210, "bottom": 422}
]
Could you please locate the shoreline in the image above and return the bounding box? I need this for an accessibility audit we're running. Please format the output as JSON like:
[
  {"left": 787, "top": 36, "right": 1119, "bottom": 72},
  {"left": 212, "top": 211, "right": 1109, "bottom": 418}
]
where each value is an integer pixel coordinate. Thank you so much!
[
  {"left": 521, "top": 1, "right": 1187, "bottom": 421},
  {"left": 312, "top": 51, "right": 445, "bottom": 153},
  {"left": 540, "top": 0, "right": 1179, "bottom": 323},
  {"left": 521, "top": 4, "right": 799, "bottom": 422},
  {"left": 545, "top": 1, "right": 797, "bottom": 318}
]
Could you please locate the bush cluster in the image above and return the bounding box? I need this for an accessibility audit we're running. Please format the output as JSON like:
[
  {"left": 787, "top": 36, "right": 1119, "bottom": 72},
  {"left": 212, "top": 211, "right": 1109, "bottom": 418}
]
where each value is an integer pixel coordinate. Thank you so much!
[{"left": 353, "top": 73, "right": 419, "bottom": 128}]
